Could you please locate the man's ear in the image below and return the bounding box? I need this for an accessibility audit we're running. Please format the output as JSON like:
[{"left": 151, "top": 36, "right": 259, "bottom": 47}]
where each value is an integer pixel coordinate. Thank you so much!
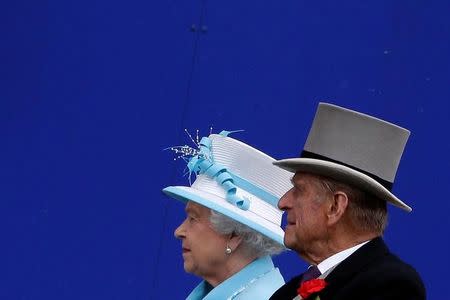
[{"left": 326, "top": 191, "right": 348, "bottom": 226}]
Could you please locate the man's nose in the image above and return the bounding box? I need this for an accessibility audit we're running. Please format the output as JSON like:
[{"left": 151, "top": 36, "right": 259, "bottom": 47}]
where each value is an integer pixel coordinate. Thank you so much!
[{"left": 278, "top": 188, "right": 292, "bottom": 210}]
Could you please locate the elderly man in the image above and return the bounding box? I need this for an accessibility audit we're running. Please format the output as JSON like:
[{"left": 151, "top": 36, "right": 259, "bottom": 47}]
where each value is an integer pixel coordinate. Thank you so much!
[{"left": 270, "top": 103, "right": 425, "bottom": 300}]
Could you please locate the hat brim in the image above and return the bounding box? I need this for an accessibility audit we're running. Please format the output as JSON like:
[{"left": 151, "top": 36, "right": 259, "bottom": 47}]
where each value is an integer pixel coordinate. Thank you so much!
[
  {"left": 274, "top": 158, "right": 412, "bottom": 212},
  {"left": 163, "top": 186, "right": 285, "bottom": 245}
]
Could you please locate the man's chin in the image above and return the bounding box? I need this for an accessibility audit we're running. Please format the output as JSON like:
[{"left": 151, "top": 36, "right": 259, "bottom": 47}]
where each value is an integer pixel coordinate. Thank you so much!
[{"left": 283, "top": 235, "right": 297, "bottom": 250}]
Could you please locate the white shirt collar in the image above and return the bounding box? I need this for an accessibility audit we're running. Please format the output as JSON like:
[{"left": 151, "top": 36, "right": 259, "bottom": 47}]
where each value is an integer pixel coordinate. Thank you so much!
[{"left": 317, "top": 240, "right": 371, "bottom": 275}]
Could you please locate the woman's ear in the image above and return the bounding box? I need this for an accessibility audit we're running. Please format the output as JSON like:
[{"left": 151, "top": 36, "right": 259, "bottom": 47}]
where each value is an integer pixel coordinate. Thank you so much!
[
  {"left": 326, "top": 191, "right": 348, "bottom": 226},
  {"left": 227, "top": 231, "right": 243, "bottom": 252}
]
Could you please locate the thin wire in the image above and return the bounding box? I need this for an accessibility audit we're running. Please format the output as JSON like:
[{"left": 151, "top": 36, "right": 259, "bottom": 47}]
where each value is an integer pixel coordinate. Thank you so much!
[{"left": 151, "top": 0, "right": 208, "bottom": 295}]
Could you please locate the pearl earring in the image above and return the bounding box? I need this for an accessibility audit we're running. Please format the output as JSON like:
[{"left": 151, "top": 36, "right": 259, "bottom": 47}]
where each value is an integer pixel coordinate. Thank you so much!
[{"left": 225, "top": 245, "right": 232, "bottom": 254}]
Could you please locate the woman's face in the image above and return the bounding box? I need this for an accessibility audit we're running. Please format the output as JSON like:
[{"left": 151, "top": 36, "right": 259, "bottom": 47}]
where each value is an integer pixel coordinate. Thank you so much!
[{"left": 174, "top": 201, "right": 229, "bottom": 281}]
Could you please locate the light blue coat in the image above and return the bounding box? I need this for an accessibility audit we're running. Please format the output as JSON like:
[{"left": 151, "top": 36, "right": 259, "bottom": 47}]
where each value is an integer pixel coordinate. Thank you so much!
[{"left": 186, "top": 256, "right": 284, "bottom": 300}]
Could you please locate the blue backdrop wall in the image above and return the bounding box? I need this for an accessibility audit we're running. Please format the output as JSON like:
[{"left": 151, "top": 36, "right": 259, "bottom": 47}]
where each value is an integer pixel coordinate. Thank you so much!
[{"left": 2, "top": 1, "right": 449, "bottom": 299}]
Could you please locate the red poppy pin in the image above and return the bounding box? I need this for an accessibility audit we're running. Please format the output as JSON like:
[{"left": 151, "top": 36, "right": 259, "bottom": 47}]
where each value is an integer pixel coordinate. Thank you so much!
[{"left": 297, "top": 279, "right": 327, "bottom": 299}]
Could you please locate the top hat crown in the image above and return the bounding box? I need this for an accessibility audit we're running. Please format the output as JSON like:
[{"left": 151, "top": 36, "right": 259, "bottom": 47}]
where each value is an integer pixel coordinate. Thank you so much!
[{"left": 274, "top": 103, "right": 412, "bottom": 212}]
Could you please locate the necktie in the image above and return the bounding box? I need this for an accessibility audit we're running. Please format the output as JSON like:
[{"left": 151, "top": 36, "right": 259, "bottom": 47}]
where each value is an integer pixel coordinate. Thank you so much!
[{"left": 300, "top": 265, "right": 321, "bottom": 283}]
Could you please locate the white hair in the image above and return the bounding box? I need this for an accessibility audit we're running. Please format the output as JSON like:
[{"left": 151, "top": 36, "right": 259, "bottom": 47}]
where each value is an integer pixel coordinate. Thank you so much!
[
  {"left": 209, "top": 210, "right": 285, "bottom": 258},
  {"left": 314, "top": 174, "right": 388, "bottom": 234}
]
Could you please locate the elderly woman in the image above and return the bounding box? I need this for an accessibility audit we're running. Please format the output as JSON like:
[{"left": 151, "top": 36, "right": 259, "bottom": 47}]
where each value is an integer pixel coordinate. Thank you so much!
[{"left": 163, "top": 131, "right": 292, "bottom": 299}]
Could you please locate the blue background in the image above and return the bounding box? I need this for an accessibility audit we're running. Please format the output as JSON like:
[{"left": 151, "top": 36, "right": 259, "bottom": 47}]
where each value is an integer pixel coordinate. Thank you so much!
[{"left": 2, "top": 1, "right": 449, "bottom": 299}]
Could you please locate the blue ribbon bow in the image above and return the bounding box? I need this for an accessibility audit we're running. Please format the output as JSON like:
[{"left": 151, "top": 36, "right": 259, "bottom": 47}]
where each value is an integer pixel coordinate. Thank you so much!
[{"left": 187, "top": 134, "right": 250, "bottom": 210}]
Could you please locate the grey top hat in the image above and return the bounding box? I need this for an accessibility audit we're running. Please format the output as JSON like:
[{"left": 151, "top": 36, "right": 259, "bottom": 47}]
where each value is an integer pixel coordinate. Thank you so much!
[{"left": 274, "top": 102, "right": 412, "bottom": 212}]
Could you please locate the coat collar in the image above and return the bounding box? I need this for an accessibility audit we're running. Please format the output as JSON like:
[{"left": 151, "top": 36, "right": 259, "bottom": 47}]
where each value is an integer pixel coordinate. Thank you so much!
[
  {"left": 318, "top": 237, "right": 389, "bottom": 298},
  {"left": 187, "top": 256, "right": 275, "bottom": 300}
]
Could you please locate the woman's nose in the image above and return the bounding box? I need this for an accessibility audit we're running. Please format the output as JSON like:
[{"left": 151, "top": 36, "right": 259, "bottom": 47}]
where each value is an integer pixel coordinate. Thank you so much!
[{"left": 174, "top": 219, "right": 186, "bottom": 239}]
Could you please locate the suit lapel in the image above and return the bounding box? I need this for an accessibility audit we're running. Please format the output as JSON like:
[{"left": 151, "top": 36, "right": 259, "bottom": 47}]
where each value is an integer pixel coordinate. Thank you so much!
[{"left": 319, "top": 237, "right": 390, "bottom": 299}]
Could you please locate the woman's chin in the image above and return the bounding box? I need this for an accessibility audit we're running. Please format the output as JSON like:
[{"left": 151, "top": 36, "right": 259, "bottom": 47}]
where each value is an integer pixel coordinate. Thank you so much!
[{"left": 183, "top": 261, "right": 194, "bottom": 273}]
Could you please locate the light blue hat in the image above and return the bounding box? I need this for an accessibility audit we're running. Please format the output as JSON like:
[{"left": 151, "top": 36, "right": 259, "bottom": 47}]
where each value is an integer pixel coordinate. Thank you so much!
[{"left": 163, "top": 132, "right": 292, "bottom": 245}]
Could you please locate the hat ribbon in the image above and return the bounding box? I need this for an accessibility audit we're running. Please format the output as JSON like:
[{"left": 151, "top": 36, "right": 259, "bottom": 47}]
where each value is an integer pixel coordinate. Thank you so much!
[{"left": 187, "top": 136, "right": 251, "bottom": 210}]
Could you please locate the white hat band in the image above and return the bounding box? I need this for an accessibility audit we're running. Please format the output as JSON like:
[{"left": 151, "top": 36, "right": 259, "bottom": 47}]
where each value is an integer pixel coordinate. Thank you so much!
[{"left": 192, "top": 175, "right": 282, "bottom": 226}]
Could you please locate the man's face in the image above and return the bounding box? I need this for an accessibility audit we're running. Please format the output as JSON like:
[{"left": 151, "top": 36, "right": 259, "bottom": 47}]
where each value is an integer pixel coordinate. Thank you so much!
[
  {"left": 174, "top": 201, "right": 229, "bottom": 279},
  {"left": 278, "top": 173, "right": 330, "bottom": 256}
]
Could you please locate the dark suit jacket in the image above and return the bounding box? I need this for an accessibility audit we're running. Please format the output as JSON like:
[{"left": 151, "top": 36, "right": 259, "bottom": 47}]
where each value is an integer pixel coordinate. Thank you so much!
[{"left": 270, "top": 237, "right": 426, "bottom": 300}]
